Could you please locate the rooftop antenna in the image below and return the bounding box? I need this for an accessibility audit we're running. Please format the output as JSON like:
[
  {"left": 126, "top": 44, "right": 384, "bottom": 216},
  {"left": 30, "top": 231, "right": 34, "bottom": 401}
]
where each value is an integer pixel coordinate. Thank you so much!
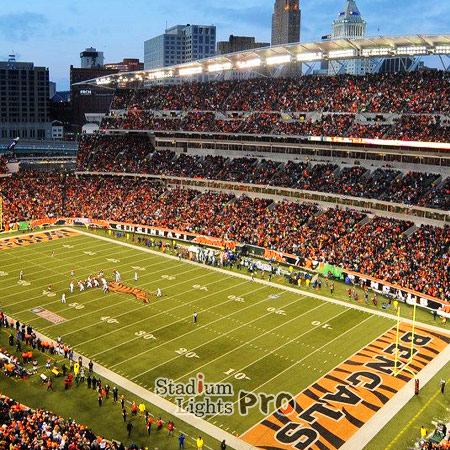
[{"left": 7, "top": 52, "right": 16, "bottom": 69}]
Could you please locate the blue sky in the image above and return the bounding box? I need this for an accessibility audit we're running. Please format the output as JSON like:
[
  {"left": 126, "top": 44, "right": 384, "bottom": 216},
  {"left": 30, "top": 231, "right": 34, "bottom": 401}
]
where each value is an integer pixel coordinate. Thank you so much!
[{"left": 1, "top": 0, "right": 449, "bottom": 90}]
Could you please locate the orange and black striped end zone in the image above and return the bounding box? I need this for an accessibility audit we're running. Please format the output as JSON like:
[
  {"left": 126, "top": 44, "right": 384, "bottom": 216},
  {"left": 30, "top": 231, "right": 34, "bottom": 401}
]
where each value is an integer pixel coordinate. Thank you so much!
[
  {"left": 108, "top": 282, "right": 149, "bottom": 303},
  {"left": 241, "top": 324, "right": 450, "bottom": 450},
  {"left": 0, "top": 229, "right": 79, "bottom": 251}
]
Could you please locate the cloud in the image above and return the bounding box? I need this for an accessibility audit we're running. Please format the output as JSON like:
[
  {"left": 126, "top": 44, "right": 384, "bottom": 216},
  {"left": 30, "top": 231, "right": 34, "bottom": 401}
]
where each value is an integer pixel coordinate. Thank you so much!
[
  {"left": 147, "top": 1, "right": 272, "bottom": 37},
  {"left": 0, "top": 12, "right": 48, "bottom": 41},
  {"left": 53, "top": 26, "right": 78, "bottom": 38},
  {"left": 210, "top": 5, "right": 272, "bottom": 28}
]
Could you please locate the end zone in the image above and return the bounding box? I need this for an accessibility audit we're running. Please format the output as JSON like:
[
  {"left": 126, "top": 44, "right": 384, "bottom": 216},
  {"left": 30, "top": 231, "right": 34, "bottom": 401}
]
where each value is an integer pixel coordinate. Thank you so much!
[
  {"left": 0, "top": 229, "right": 79, "bottom": 251},
  {"left": 241, "top": 324, "right": 450, "bottom": 450}
]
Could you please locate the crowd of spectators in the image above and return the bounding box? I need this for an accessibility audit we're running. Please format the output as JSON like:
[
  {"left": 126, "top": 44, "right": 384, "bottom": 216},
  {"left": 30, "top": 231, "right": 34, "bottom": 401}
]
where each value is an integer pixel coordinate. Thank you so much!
[
  {"left": 111, "top": 72, "right": 450, "bottom": 114},
  {"left": 0, "top": 156, "right": 9, "bottom": 174},
  {"left": 386, "top": 115, "right": 450, "bottom": 142},
  {"left": 77, "top": 135, "right": 154, "bottom": 173},
  {"left": 101, "top": 71, "right": 450, "bottom": 142},
  {"left": 0, "top": 394, "right": 121, "bottom": 449},
  {"left": 419, "top": 178, "right": 450, "bottom": 211},
  {"left": 64, "top": 176, "right": 165, "bottom": 225},
  {"left": 2, "top": 172, "right": 449, "bottom": 300},
  {"left": 318, "top": 166, "right": 368, "bottom": 195},
  {"left": 76, "top": 140, "right": 449, "bottom": 210},
  {"left": 0, "top": 172, "right": 64, "bottom": 223},
  {"left": 380, "top": 171, "right": 441, "bottom": 205},
  {"left": 101, "top": 110, "right": 450, "bottom": 142}
]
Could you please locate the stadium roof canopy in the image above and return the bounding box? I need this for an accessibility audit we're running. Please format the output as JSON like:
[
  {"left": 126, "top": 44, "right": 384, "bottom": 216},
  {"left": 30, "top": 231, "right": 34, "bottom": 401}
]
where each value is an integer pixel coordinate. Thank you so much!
[{"left": 75, "top": 34, "right": 450, "bottom": 87}]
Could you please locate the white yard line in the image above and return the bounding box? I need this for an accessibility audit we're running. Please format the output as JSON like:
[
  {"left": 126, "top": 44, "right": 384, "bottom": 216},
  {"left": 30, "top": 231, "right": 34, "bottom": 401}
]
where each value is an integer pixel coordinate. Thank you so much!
[
  {"left": 38, "top": 265, "right": 203, "bottom": 331},
  {"left": 0, "top": 241, "right": 164, "bottom": 303},
  {"left": 134, "top": 294, "right": 316, "bottom": 382},
  {"left": 0, "top": 236, "right": 112, "bottom": 270},
  {"left": 125, "top": 287, "right": 292, "bottom": 376},
  {"left": 9, "top": 322, "right": 253, "bottom": 450},
  {"left": 73, "top": 229, "right": 450, "bottom": 338},
  {"left": 12, "top": 261, "right": 200, "bottom": 318},
  {"left": 71, "top": 274, "right": 239, "bottom": 346},
  {"left": 107, "top": 279, "right": 257, "bottom": 368},
  {"left": 0, "top": 252, "right": 170, "bottom": 311},
  {"left": 0, "top": 239, "right": 122, "bottom": 290},
  {"left": 213, "top": 314, "right": 373, "bottom": 422},
  {"left": 8, "top": 228, "right": 450, "bottom": 450},
  {"left": 92, "top": 285, "right": 269, "bottom": 360}
]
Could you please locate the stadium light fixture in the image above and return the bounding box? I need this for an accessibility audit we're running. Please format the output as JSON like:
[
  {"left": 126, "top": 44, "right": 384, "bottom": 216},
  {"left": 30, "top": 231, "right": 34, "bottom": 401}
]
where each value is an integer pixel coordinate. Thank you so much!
[
  {"left": 435, "top": 45, "right": 450, "bottom": 54},
  {"left": 396, "top": 46, "right": 427, "bottom": 55},
  {"left": 96, "top": 77, "right": 111, "bottom": 85},
  {"left": 178, "top": 66, "right": 203, "bottom": 76},
  {"left": 362, "top": 47, "right": 392, "bottom": 57},
  {"left": 328, "top": 49, "right": 355, "bottom": 59},
  {"left": 236, "top": 58, "right": 261, "bottom": 69},
  {"left": 296, "top": 52, "right": 323, "bottom": 62},
  {"left": 148, "top": 71, "right": 171, "bottom": 80},
  {"left": 208, "top": 62, "right": 233, "bottom": 73},
  {"left": 266, "top": 55, "right": 292, "bottom": 65}
]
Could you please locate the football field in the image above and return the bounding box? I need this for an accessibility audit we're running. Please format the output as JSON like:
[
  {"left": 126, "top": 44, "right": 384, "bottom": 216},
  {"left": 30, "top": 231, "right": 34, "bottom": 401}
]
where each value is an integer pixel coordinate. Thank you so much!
[{"left": 1, "top": 228, "right": 448, "bottom": 449}]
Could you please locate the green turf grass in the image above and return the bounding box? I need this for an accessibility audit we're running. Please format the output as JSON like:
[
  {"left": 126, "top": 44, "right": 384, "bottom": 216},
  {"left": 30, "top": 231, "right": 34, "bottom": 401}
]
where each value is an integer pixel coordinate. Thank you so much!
[
  {"left": 0, "top": 229, "right": 394, "bottom": 435},
  {"left": 0, "top": 328, "right": 220, "bottom": 449},
  {"left": 363, "top": 361, "right": 450, "bottom": 450},
  {"left": 86, "top": 226, "right": 448, "bottom": 331}
]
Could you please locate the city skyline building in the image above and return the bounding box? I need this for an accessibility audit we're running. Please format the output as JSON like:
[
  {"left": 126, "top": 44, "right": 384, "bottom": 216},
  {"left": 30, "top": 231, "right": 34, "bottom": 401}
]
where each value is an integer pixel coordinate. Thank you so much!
[
  {"left": 328, "top": 0, "right": 375, "bottom": 75},
  {"left": 216, "top": 35, "right": 269, "bottom": 55},
  {"left": 0, "top": 55, "right": 51, "bottom": 140},
  {"left": 80, "top": 47, "right": 104, "bottom": 69},
  {"left": 104, "top": 58, "right": 144, "bottom": 72},
  {"left": 144, "top": 24, "right": 216, "bottom": 70},
  {"left": 70, "top": 65, "right": 118, "bottom": 132},
  {"left": 271, "top": 0, "right": 301, "bottom": 46}
]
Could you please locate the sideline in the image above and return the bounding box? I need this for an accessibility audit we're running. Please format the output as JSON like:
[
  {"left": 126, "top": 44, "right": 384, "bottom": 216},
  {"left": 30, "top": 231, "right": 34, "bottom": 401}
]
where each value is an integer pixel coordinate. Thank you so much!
[
  {"left": 75, "top": 228, "right": 450, "bottom": 334},
  {"left": 13, "top": 326, "right": 253, "bottom": 450}
]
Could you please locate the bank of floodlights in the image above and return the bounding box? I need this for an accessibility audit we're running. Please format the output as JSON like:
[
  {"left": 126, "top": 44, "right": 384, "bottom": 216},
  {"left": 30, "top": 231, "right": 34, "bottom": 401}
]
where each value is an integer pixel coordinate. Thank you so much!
[{"left": 296, "top": 52, "right": 323, "bottom": 62}]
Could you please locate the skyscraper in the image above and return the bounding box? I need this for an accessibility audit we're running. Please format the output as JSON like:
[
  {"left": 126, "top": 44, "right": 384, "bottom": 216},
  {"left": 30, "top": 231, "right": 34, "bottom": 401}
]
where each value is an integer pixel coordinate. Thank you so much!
[
  {"left": 144, "top": 24, "right": 216, "bottom": 70},
  {"left": 331, "top": 0, "right": 366, "bottom": 39},
  {"left": 0, "top": 55, "right": 51, "bottom": 140},
  {"left": 328, "top": 0, "right": 374, "bottom": 75},
  {"left": 216, "top": 35, "right": 269, "bottom": 55},
  {"left": 80, "top": 47, "right": 104, "bottom": 69},
  {"left": 271, "top": 0, "right": 301, "bottom": 46}
]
